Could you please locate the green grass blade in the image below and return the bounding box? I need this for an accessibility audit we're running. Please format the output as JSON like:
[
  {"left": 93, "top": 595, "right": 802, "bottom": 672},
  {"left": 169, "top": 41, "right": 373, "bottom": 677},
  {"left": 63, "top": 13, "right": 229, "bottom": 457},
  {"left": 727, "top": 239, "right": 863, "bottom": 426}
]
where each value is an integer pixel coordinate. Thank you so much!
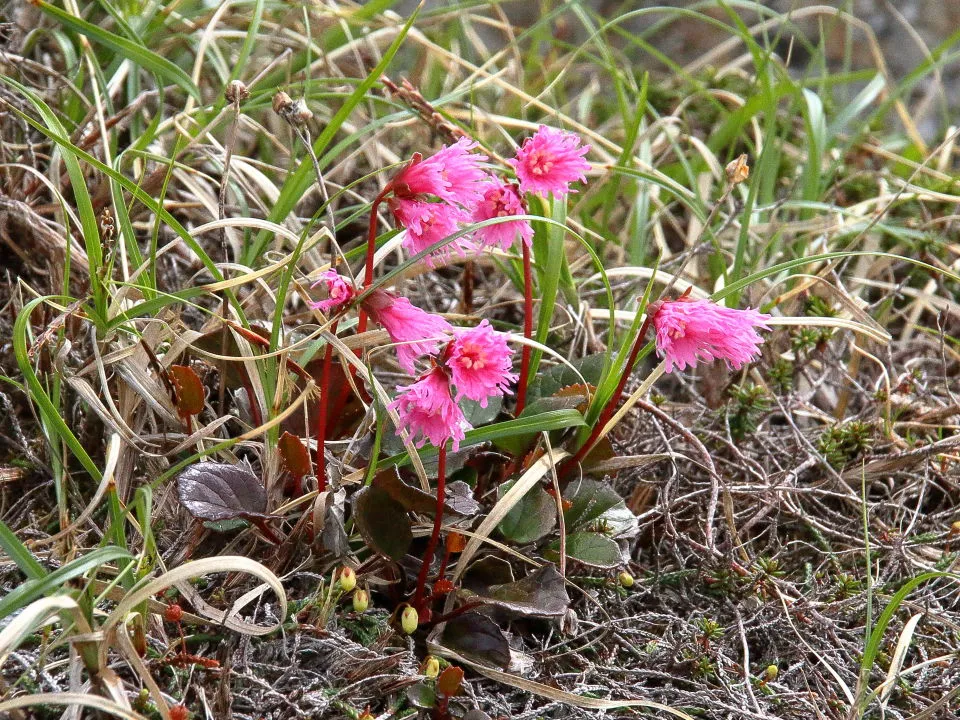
[
  {"left": 528, "top": 198, "right": 567, "bottom": 383},
  {"left": 0, "top": 546, "right": 133, "bottom": 620},
  {"left": 35, "top": 0, "right": 201, "bottom": 102},
  {"left": 0, "top": 520, "right": 47, "bottom": 581},
  {"left": 14, "top": 297, "right": 103, "bottom": 482},
  {"left": 378, "top": 409, "right": 586, "bottom": 469}
]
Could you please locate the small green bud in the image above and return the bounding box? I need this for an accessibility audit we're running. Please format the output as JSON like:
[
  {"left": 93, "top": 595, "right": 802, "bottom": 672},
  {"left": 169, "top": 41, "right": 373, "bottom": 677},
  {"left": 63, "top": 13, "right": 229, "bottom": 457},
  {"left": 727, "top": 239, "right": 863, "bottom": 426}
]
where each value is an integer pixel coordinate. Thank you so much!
[
  {"left": 618, "top": 571, "right": 635, "bottom": 588},
  {"left": 401, "top": 605, "right": 419, "bottom": 635},
  {"left": 422, "top": 656, "right": 440, "bottom": 678},
  {"left": 352, "top": 589, "right": 369, "bottom": 614},
  {"left": 764, "top": 664, "right": 779, "bottom": 682},
  {"left": 338, "top": 566, "right": 356, "bottom": 593}
]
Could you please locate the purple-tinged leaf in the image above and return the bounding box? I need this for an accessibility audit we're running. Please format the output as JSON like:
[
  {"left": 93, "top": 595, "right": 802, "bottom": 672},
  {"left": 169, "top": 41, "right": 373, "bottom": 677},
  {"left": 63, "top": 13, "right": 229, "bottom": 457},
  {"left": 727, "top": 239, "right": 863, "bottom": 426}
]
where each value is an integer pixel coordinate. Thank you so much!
[{"left": 177, "top": 462, "right": 269, "bottom": 522}]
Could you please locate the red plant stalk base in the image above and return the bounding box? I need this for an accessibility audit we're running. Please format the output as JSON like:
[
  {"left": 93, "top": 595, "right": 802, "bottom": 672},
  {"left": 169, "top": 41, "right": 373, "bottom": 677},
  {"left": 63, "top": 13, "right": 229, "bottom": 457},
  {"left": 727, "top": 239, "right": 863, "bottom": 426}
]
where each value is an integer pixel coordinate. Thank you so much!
[
  {"left": 414, "top": 444, "right": 447, "bottom": 610},
  {"left": 315, "top": 319, "right": 339, "bottom": 494},
  {"left": 357, "top": 189, "right": 389, "bottom": 336},
  {"left": 515, "top": 242, "right": 534, "bottom": 416}
]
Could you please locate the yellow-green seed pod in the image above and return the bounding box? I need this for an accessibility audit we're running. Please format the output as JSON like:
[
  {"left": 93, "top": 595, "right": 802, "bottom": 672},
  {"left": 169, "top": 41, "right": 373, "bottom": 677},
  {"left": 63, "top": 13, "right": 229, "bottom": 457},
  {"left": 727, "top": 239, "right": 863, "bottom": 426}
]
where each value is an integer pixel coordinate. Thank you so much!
[
  {"left": 339, "top": 566, "right": 357, "bottom": 593},
  {"left": 352, "top": 589, "right": 369, "bottom": 614},
  {"left": 423, "top": 656, "right": 440, "bottom": 679},
  {"left": 401, "top": 605, "right": 419, "bottom": 635},
  {"left": 764, "top": 664, "right": 779, "bottom": 682},
  {"left": 618, "top": 571, "right": 635, "bottom": 588}
]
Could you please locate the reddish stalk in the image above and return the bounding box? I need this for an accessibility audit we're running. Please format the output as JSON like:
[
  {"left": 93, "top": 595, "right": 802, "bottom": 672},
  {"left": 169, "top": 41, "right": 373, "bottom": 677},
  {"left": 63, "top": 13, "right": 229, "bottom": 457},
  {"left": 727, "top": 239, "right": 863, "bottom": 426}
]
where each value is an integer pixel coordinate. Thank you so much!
[
  {"left": 357, "top": 188, "right": 390, "bottom": 336},
  {"left": 434, "top": 539, "right": 453, "bottom": 584},
  {"left": 514, "top": 242, "right": 534, "bottom": 415},
  {"left": 414, "top": 444, "right": 447, "bottom": 609},
  {"left": 315, "top": 319, "right": 339, "bottom": 493},
  {"left": 425, "top": 603, "right": 485, "bottom": 630},
  {"left": 562, "top": 314, "right": 654, "bottom": 475}
]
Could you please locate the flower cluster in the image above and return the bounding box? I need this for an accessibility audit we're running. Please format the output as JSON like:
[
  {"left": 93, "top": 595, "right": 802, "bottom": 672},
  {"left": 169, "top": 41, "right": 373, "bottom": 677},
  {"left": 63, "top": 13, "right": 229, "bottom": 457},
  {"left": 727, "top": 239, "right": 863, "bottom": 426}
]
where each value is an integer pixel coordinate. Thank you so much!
[
  {"left": 386, "top": 127, "right": 590, "bottom": 262},
  {"left": 389, "top": 320, "right": 516, "bottom": 451},
  {"left": 650, "top": 298, "right": 771, "bottom": 373},
  {"left": 309, "top": 127, "right": 590, "bottom": 447},
  {"left": 387, "top": 137, "right": 487, "bottom": 259}
]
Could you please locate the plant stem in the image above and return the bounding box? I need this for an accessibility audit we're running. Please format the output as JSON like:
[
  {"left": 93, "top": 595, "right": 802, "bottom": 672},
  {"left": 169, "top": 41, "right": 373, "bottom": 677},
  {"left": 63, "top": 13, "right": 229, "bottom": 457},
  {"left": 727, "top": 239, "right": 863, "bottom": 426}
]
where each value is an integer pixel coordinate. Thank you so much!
[
  {"left": 426, "top": 601, "right": 484, "bottom": 627},
  {"left": 357, "top": 188, "right": 389, "bottom": 335},
  {"left": 563, "top": 314, "right": 653, "bottom": 474},
  {"left": 315, "top": 319, "right": 338, "bottom": 494},
  {"left": 414, "top": 443, "right": 446, "bottom": 609},
  {"left": 515, "top": 242, "right": 534, "bottom": 415}
]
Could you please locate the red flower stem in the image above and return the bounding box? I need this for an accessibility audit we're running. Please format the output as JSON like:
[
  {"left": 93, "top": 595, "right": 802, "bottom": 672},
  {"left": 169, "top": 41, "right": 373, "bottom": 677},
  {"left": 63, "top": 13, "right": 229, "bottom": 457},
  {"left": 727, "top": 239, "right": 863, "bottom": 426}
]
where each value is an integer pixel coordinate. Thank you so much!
[
  {"left": 414, "top": 443, "right": 446, "bottom": 609},
  {"left": 357, "top": 188, "right": 390, "bottom": 336},
  {"left": 315, "top": 319, "right": 339, "bottom": 494},
  {"left": 426, "top": 601, "right": 485, "bottom": 628},
  {"left": 249, "top": 516, "right": 282, "bottom": 545},
  {"left": 434, "top": 540, "right": 452, "bottom": 584},
  {"left": 515, "top": 242, "right": 534, "bottom": 416},
  {"left": 563, "top": 314, "right": 653, "bottom": 474}
]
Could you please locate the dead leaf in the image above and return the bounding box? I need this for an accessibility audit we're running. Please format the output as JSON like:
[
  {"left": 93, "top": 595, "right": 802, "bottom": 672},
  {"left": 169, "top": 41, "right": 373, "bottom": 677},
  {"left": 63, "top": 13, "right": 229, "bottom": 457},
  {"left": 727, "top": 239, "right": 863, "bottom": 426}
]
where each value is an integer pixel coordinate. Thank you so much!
[
  {"left": 169, "top": 364, "right": 205, "bottom": 419},
  {"left": 278, "top": 431, "right": 311, "bottom": 479},
  {"left": 437, "top": 665, "right": 465, "bottom": 696}
]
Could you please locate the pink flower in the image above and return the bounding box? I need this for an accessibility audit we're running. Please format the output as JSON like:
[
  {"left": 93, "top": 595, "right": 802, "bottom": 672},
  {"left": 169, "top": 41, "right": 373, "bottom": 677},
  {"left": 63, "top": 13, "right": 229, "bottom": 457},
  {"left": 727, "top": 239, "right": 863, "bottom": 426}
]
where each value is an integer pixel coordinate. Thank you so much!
[
  {"left": 390, "top": 137, "right": 488, "bottom": 206},
  {"left": 388, "top": 368, "right": 468, "bottom": 451},
  {"left": 471, "top": 179, "right": 534, "bottom": 250},
  {"left": 509, "top": 125, "right": 590, "bottom": 198},
  {"left": 362, "top": 290, "right": 453, "bottom": 374},
  {"left": 650, "top": 298, "right": 771, "bottom": 373},
  {"left": 309, "top": 270, "right": 355, "bottom": 313},
  {"left": 390, "top": 199, "right": 471, "bottom": 260},
  {"left": 444, "top": 320, "right": 517, "bottom": 406}
]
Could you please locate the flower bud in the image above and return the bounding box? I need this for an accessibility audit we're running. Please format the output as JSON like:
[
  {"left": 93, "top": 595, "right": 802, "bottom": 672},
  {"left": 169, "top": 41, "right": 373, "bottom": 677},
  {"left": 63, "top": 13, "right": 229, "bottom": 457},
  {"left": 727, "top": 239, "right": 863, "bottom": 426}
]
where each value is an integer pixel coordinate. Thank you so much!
[
  {"left": 422, "top": 656, "right": 440, "bottom": 679},
  {"left": 764, "top": 664, "right": 779, "bottom": 682},
  {"left": 289, "top": 98, "right": 313, "bottom": 124},
  {"left": 352, "top": 589, "right": 369, "bottom": 614},
  {"left": 618, "top": 571, "right": 635, "bottom": 588},
  {"left": 400, "top": 605, "right": 419, "bottom": 635},
  {"left": 338, "top": 566, "right": 356, "bottom": 593},
  {"left": 225, "top": 80, "right": 249, "bottom": 104},
  {"left": 273, "top": 91, "right": 293, "bottom": 115},
  {"left": 726, "top": 153, "right": 750, "bottom": 185}
]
